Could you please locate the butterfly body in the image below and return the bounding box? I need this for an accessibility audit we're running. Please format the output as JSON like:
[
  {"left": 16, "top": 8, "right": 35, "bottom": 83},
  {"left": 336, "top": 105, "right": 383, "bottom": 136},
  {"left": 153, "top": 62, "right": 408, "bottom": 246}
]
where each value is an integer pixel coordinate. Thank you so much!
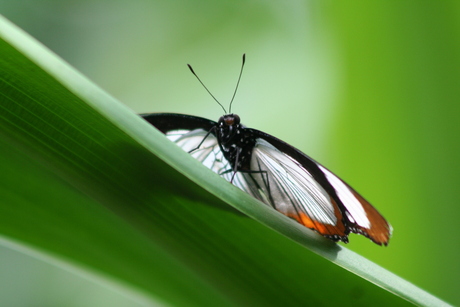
[
  {"left": 215, "top": 114, "right": 256, "bottom": 173},
  {"left": 141, "top": 113, "right": 392, "bottom": 246}
]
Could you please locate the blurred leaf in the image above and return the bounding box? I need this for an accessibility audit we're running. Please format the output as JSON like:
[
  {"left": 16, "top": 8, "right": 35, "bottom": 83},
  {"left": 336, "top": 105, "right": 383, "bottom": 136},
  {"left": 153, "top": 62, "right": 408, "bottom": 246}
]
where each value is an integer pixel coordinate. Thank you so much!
[
  {"left": 326, "top": 3, "right": 460, "bottom": 305},
  {"left": 0, "top": 15, "right": 450, "bottom": 306}
]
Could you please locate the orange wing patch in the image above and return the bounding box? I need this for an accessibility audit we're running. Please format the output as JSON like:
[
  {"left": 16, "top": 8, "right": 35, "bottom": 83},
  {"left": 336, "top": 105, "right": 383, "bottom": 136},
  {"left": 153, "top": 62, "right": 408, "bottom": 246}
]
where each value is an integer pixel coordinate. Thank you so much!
[{"left": 286, "top": 198, "right": 348, "bottom": 241}]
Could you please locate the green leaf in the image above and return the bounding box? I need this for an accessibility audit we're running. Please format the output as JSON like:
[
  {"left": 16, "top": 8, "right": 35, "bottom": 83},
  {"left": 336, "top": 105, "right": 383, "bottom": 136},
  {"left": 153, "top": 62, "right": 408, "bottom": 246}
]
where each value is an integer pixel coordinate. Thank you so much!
[{"left": 0, "top": 15, "right": 449, "bottom": 306}]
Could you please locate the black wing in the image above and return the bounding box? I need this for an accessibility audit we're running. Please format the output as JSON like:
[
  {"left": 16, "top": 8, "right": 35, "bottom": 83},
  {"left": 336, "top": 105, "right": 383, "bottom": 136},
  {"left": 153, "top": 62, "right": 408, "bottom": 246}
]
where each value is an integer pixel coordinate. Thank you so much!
[{"left": 141, "top": 113, "right": 217, "bottom": 134}]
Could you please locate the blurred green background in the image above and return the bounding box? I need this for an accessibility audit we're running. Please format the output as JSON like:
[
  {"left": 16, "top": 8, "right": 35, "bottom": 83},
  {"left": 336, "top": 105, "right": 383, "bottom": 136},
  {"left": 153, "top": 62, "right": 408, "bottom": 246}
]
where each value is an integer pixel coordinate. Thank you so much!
[{"left": 1, "top": 1, "right": 459, "bottom": 305}]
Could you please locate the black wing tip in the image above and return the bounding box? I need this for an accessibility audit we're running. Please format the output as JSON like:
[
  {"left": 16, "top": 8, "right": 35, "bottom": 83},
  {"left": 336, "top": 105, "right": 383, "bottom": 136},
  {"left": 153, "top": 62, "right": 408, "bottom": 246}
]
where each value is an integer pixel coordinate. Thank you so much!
[
  {"left": 324, "top": 230, "right": 390, "bottom": 246},
  {"left": 324, "top": 234, "right": 349, "bottom": 244}
]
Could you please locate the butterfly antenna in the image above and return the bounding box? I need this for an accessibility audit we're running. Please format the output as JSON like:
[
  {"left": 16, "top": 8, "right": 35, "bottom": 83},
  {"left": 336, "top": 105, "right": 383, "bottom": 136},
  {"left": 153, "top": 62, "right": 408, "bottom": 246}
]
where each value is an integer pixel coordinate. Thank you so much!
[
  {"left": 187, "top": 63, "right": 227, "bottom": 114},
  {"left": 228, "top": 53, "right": 246, "bottom": 113}
]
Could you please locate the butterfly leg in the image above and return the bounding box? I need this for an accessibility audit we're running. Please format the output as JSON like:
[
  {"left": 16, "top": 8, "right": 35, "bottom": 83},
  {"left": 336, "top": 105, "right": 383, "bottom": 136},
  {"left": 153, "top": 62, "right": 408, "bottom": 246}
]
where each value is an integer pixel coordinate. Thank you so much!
[{"left": 188, "top": 127, "right": 216, "bottom": 154}]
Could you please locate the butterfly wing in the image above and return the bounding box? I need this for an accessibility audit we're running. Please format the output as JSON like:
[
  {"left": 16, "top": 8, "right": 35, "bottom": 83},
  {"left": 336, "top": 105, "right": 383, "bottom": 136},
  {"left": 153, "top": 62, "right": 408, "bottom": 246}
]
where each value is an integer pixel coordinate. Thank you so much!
[
  {"left": 246, "top": 129, "right": 392, "bottom": 245},
  {"left": 141, "top": 113, "right": 223, "bottom": 171},
  {"left": 141, "top": 113, "right": 217, "bottom": 134},
  {"left": 142, "top": 113, "right": 391, "bottom": 245}
]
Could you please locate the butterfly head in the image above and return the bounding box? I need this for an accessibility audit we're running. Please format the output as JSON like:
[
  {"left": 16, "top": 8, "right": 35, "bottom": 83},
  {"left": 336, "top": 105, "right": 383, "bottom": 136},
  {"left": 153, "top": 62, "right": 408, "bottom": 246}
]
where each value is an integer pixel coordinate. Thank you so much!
[
  {"left": 217, "top": 114, "right": 243, "bottom": 144},
  {"left": 219, "top": 114, "right": 240, "bottom": 127}
]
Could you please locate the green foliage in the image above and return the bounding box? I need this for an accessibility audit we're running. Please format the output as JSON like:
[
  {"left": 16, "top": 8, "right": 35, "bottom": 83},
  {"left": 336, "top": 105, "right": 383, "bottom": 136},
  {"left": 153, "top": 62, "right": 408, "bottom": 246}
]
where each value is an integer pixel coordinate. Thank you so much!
[{"left": 0, "top": 15, "right": 451, "bottom": 307}]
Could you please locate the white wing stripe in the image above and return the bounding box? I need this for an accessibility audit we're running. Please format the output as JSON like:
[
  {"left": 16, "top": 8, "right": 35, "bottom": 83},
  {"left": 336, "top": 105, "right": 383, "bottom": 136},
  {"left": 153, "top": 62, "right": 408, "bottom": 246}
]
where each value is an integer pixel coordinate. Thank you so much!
[{"left": 318, "top": 165, "right": 371, "bottom": 228}]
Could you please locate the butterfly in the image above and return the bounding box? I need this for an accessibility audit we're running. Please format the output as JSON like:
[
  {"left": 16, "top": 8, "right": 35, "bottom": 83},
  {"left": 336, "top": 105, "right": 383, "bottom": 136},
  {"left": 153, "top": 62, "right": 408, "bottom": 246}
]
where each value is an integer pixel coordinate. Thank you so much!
[{"left": 141, "top": 54, "right": 392, "bottom": 245}]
